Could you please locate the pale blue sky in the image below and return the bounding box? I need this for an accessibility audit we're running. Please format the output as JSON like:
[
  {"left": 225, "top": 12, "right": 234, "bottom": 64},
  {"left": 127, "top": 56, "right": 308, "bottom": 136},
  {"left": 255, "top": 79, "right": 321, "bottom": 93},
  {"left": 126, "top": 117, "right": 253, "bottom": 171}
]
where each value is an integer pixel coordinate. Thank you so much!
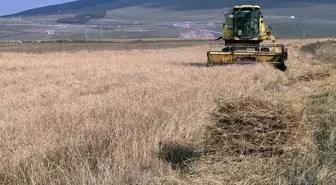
[{"left": 0, "top": 0, "right": 74, "bottom": 15}]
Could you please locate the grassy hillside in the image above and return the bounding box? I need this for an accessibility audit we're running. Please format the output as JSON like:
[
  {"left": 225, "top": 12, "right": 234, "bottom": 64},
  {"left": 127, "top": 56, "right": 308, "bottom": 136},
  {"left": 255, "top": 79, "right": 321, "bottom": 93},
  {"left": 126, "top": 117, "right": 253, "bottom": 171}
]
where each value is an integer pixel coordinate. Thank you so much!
[
  {"left": 1, "top": 3, "right": 335, "bottom": 40},
  {"left": 157, "top": 0, "right": 336, "bottom": 10},
  {"left": 8, "top": 0, "right": 336, "bottom": 16},
  {"left": 8, "top": 0, "right": 113, "bottom": 16},
  {"left": 0, "top": 39, "right": 335, "bottom": 184},
  {"left": 1, "top": 1, "right": 335, "bottom": 40}
]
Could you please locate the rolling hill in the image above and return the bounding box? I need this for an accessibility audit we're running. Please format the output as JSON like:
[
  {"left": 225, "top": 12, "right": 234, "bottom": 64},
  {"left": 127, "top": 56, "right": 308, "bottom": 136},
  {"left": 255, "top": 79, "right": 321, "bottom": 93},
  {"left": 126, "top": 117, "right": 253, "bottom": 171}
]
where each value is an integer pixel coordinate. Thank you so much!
[
  {"left": 0, "top": 0, "right": 335, "bottom": 40},
  {"left": 7, "top": 0, "right": 336, "bottom": 16}
]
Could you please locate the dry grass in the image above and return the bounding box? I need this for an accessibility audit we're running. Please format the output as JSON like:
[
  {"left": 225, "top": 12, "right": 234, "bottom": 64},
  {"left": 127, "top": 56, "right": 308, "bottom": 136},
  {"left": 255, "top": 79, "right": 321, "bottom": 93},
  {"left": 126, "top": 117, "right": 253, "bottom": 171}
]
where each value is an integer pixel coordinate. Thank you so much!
[
  {"left": 205, "top": 95, "right": 300, "bottom": 157},
  {"left": 0, "top": 39, "right": 335, "bottom": 184},
  {"left": 0, "top": 40, "right": 209, "bottom": 54}
]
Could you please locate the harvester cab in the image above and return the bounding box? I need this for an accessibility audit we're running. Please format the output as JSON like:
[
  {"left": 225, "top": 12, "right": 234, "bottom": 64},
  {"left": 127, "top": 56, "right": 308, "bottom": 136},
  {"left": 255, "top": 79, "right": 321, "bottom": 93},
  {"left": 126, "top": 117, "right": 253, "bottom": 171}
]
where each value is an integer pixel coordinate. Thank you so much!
[{"left": 208, "top": 5, "right": 288, "bottom": 70}]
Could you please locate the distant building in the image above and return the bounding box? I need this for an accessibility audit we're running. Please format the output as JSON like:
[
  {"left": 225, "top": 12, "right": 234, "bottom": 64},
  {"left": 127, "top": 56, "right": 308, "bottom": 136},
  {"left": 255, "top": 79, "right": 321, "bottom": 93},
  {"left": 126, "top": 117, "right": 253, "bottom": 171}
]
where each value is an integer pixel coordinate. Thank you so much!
[{"left": 46, "top": 30, "right": 56, "bottom": 35}]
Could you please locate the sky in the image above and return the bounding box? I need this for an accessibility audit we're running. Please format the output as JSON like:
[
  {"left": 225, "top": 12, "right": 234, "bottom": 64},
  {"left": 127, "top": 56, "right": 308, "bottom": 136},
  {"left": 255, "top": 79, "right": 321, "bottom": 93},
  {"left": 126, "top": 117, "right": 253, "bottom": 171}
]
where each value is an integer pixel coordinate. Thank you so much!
[{"left": 0, "top": 0, "right": 74, "bottom": 16}]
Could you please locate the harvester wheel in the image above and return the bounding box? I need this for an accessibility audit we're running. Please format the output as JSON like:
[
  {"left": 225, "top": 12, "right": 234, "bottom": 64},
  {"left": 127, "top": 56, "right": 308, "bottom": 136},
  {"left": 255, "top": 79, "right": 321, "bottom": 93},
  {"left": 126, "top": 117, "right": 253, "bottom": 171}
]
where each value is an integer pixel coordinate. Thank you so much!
[
  {"left": 206, "top": 61, "right": 214, "bottom": 67},
  {"left": 275, "top": 62, "right": 287, "bottom": 71},
  {"left": 206, "top": 60, "right": 210, "bottom": 67}
]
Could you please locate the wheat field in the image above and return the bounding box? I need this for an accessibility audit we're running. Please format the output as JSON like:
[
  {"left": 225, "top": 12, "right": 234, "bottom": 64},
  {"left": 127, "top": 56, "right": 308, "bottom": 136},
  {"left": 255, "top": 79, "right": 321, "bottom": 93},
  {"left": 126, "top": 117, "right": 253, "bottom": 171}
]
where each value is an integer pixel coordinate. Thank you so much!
[{"left": 0, "top": 39, "right": 335, "bottom": 184}]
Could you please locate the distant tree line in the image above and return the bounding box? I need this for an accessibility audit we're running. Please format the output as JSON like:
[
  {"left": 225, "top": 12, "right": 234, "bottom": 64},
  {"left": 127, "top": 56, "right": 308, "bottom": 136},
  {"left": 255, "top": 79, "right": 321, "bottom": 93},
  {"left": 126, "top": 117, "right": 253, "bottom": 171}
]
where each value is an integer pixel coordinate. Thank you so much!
[{"left": 56, "top": 11, "right": 106, "bottom": 24}]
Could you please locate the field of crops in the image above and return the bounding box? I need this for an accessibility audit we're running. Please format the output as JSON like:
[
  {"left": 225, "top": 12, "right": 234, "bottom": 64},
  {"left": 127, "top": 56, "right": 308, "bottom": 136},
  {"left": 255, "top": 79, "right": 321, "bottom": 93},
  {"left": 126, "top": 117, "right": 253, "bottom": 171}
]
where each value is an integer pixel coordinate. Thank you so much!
[{"left": 0, "top": 39, "right": 335, "bottom": 184}]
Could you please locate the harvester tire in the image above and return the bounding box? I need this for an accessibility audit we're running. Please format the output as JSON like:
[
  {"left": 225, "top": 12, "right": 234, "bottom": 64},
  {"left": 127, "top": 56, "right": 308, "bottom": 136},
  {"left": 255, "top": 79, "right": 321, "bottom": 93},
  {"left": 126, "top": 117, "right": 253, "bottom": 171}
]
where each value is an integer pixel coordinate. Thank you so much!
[{"left": 275, "top": 62, "right": 287, "bottom": 71}]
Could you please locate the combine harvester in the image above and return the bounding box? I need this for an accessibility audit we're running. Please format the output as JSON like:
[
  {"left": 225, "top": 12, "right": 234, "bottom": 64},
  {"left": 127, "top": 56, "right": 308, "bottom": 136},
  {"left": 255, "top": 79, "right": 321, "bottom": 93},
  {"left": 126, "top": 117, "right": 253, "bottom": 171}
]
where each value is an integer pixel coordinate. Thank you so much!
[{"left": 207, "top": 5, "right": 288, "bottom": 70}]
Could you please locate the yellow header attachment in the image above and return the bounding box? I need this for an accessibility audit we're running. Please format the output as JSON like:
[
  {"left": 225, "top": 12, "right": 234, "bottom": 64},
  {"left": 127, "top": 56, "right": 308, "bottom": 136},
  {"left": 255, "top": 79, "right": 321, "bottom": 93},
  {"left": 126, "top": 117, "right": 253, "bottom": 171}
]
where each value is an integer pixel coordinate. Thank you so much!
[{"left": 234, "top": 5, "right": 260, "bottom": 9}]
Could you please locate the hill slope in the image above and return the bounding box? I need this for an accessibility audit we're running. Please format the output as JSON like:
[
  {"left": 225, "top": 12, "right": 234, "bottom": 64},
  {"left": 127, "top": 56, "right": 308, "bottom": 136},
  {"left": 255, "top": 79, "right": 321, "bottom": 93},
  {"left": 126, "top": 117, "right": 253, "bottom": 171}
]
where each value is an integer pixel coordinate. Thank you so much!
[{"left": 8, "top": 0, "right": 336, "bottom": 16}]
